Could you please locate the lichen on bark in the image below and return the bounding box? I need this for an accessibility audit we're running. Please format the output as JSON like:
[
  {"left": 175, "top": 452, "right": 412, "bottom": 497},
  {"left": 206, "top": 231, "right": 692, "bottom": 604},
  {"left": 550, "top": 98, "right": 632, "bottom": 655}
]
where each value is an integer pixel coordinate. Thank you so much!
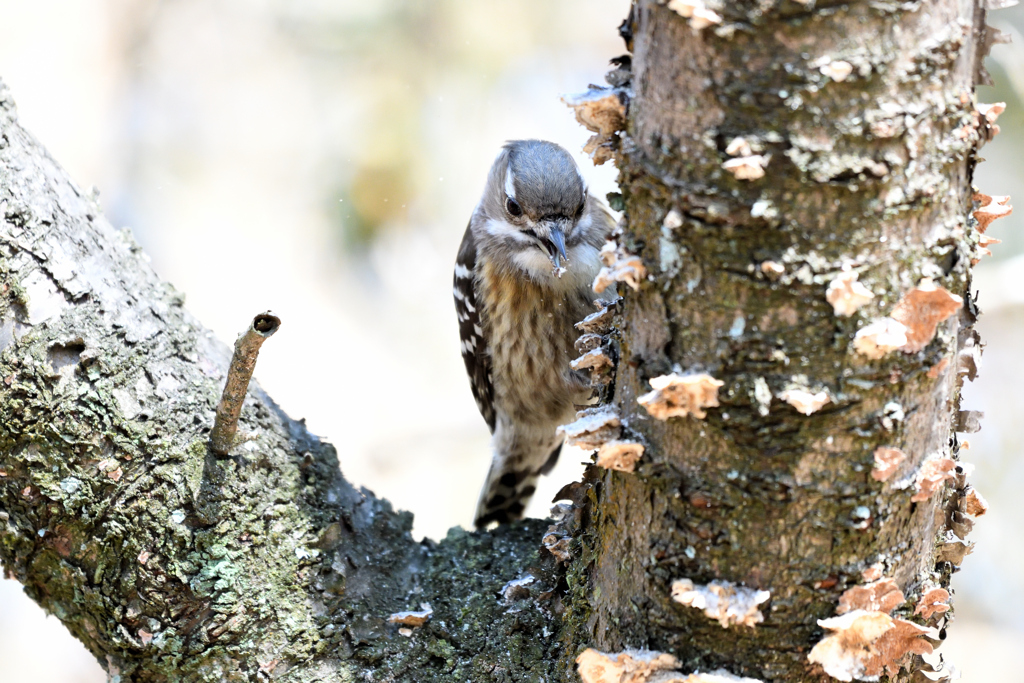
[{"left": 0, "top": 79, "right": 561, "bottom": 682}]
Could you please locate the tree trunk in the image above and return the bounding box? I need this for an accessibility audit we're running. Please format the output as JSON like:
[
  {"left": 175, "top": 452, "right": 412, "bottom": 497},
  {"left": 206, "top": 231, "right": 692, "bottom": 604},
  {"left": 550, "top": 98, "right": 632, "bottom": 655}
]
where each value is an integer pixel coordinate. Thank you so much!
[
  {"left": 0, "top": 0, "right": 1001, "bottom": 680},
  {"left": 566, "top": 1, "right": 997, "bottom": 681}
]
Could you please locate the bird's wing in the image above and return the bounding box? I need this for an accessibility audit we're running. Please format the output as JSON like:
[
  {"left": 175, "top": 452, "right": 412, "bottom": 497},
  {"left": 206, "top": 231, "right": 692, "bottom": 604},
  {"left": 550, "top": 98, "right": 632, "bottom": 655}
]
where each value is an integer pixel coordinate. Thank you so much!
[{"left": 454, "top": 221, "right": 496, "bottom": 433}]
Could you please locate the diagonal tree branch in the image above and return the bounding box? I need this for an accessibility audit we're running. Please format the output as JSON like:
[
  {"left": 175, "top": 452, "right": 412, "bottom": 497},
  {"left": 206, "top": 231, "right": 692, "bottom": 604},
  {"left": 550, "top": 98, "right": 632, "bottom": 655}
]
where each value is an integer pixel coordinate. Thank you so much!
[{"left": 0, "top": 80, "right": 562, "bottom": 683}]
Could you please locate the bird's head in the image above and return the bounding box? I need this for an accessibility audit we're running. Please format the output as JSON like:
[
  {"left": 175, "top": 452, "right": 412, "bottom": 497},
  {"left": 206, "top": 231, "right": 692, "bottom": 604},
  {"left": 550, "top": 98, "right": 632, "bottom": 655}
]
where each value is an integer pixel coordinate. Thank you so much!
[{"left": 480, "top": 140, "right": 593, "bottom": 278}]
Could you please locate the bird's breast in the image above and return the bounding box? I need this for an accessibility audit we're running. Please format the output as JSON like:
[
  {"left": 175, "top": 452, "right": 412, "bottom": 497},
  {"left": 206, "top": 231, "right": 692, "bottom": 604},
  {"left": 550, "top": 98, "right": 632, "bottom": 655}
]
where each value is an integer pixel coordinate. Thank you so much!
[{"left": 479, "top": 258, "right": 596, "bottom": 425}]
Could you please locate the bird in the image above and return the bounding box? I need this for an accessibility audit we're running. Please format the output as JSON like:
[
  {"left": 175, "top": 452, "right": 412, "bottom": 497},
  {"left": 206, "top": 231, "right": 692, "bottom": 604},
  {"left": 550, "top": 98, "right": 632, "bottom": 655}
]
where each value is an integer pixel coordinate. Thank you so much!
[{"left": 453, "top": 139, "right": 615, "bottom": 529}]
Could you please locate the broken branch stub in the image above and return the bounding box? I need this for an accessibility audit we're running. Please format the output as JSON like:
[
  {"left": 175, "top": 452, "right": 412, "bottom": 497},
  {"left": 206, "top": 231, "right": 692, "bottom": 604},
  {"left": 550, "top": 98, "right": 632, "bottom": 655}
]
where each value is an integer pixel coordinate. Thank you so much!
[{"left": 209, "top": 312, "right": 281, "bottom": 454}]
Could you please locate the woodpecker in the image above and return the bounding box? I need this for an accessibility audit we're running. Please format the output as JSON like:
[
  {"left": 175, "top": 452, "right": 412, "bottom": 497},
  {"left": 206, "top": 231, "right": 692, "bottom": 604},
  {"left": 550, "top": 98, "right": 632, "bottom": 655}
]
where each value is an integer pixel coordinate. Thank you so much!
[{"left": 454, "top": 139, "right": 615, "bottom": 528}]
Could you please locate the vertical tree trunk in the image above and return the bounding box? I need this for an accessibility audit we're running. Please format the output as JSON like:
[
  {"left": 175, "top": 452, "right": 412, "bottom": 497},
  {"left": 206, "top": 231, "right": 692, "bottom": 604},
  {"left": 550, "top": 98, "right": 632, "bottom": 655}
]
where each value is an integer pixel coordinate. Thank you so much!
[{"left": 566, "top": 1, "right": 997, "bottom": 681}]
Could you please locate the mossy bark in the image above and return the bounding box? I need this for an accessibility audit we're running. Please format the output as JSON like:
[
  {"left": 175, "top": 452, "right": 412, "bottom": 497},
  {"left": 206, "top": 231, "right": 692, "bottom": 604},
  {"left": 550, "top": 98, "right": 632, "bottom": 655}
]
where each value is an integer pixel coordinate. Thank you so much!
[
  {"left": 0, "top": 82, "right": 562, "bottom": 682},
  {"left": 0, "top": 0, "right": 997, "bottom": 680},
  {"left": 565, "top": 1, "right": 992, "bottom": 681}
]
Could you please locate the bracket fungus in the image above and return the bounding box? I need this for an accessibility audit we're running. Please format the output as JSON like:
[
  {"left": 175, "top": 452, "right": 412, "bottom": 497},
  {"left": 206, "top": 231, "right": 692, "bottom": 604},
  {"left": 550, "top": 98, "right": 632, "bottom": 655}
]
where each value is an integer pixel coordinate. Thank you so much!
[
  {"left": 927, "top": 356, "right": 951, "bottom": 379},
  {"left": 558, "top": 406, "right": 622, "bottom": 449},
  {"left": 826, "top": 270, "right": 874, "bottom": 317},
  {"left": 889, "top": 279, "right": 963, "bottom": 353},
  {"left": 911, "top": 458, "right": 957, "bottom": 503},
  {"left": 760, "top": 260, "right": 785, "bottom": 278},
  {"left": 778, "top": 387, "right": 830, "bottom": 416},
  {"left": 939, "top": 539, "right": 973, "bottom": 566},
  {"left": 594, "top": 239, "right": 647, "bottom": 293},
  {"left": 853, "top": 318, "right": 909, "bottom": 360},
  {"left": 723, "top": 155, "right": 769, "bottom": 181},
  {"left": 937, "top": 534, "right": 974, "bottom": 566},
  {"left": 808, "top": 611, "right": 937, "bottom": 682},
  {"left": 975, "top": 101, "right": 1006, "bottom": 137},
  {"left": 596, "top": 440, "right": 645, "bottom": 473},
  {"left": 819, "top": 59, "right": 854, "bottom": 82},
  {"left": 577, "top": 648, "right": 680, "bottom": 683},
  {"left": 563, "top": 88, "right": 626, "bottom": 165},
  {"left": 836, "top": 578, "right": 905, "bottom": 615},
  {"left": 725, "top": 137, "right": 752, "bottom": 157},
  {"left": 665, "top": 0, "right": 722, "bottom": 30},
  {"left": 576, "top": 649, "right": 763, "bottom": 683},
  {"left": 974, "top": 233, "right": 1001, "bottom": 263},
  {"left": 577, "top": 303, "right": 617, "bottom": 335},
  {"left": 972, "top": 192, "right": 1012, "bottom": 232},
  {"left": 501, "top": 575, "right": 536, "bottom": 603},
  {"left": 914, "top": 587, "right": 951, "bottom": 620},
  {"left": 963, "top": 486, "right": 989, "bottom": 517},
  {"left": 542, "top": 533, "right": 572, "bottom": 563},
  {"left": 543, "top": 500, "right": 579, "bottom": 563},
  {"left": 388, "top": 604, "right": 433, "bottom": 628},
  {"left": 572, "top": 338, "right": 617, "bottom": 386},
  {"left": 670, "top": 579, "right": 771, "bottom": 628},
  {"left": 638, "top": 373, "right": 724, "bottom": 420},
  {"left": 752, "top": 376, "right": 772, "bottom": 416},
  {"left": 572, "top": 347, "right": 616, "bottom": 375},
  {"left": 860, "top": 565, "right": 885, "bottom": 582},
  {"left": 871, "top": 447, "right": 907, "bottom": 482}
]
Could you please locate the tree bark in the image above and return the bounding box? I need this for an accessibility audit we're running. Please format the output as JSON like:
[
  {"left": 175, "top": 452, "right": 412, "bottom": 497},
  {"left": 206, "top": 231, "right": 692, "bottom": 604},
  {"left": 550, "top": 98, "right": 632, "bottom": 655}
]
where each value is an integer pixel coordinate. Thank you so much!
[
  {"left": 0, "top": 0, "right": 1001, "bottom": 681},
  {"left": 0, "top": 82, "right": 561, "bottom": 682},
  {"left": 566, "top": 1, "right": 996, "bottom": 681}
]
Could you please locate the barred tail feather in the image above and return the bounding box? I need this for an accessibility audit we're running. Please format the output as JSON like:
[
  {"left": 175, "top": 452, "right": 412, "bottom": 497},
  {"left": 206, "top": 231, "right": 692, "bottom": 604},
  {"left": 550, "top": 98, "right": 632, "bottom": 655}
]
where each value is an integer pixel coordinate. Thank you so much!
[{"left": 474, "top": 441, "right": 562, "bottom": 529}]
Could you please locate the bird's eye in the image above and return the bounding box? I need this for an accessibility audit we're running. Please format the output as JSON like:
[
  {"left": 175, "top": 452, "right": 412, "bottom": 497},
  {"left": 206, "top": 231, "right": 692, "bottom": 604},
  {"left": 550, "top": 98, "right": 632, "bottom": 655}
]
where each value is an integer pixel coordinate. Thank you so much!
[{"left": 505, "top": 197, "right": 522, "bottom": 218}]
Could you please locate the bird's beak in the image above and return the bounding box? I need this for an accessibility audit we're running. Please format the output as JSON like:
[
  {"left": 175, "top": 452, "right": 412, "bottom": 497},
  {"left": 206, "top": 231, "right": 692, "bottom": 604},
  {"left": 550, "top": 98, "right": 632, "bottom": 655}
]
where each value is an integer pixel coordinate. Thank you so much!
[{"left": 544, "top": 227, "right": 568, "bottom": 270}]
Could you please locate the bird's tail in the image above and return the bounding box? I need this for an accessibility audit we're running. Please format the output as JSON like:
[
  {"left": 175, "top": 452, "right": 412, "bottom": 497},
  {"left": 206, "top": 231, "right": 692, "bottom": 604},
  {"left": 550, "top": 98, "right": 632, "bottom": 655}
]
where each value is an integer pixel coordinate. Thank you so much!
[{"left": 474, "top": 440, "right": 562, "bottom": 529}]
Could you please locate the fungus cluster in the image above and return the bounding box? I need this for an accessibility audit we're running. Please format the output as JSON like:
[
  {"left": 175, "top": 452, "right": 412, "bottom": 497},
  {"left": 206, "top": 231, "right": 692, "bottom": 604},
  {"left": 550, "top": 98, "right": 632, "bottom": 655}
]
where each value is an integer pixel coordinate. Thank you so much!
[
  {"left": 638, "top": 373, "right": 724, "bottom": 420},
  {"left": 670, "top": 579, "right": 771, "bottom": 628},
  {"left": 721, "top": 137, "right": 769, "bottom": 180},
  {"left": 664, "top": 0, "right": 722, "bottom": 30},
  {"left": 851, "top": 279, "right": 962, "bottom": 360},
  {"left": 562, "top": 68, "right": 628, "bottom": 166},
  {"left": 594, "top": 239, "right": 647, "bottom": 293},
  {"left": 576, "top": 649, "right": 763, "bottom": 683},
  {"left": 809, "top": 578, "right": 939, "bottom": 681}
]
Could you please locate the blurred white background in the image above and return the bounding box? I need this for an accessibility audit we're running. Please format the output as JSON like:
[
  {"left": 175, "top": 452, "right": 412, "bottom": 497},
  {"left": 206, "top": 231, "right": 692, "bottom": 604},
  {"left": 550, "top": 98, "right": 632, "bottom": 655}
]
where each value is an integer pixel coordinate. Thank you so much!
[{"left": 0, "top": 1, "right": 1022, "bottom": 681}]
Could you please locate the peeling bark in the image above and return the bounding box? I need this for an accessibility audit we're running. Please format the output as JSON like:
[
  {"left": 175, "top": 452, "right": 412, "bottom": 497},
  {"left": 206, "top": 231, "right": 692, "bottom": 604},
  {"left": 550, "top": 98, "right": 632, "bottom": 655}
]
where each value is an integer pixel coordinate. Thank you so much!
[{"left": 0, "top": 0, "right": 1000, "bottom": 681}]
